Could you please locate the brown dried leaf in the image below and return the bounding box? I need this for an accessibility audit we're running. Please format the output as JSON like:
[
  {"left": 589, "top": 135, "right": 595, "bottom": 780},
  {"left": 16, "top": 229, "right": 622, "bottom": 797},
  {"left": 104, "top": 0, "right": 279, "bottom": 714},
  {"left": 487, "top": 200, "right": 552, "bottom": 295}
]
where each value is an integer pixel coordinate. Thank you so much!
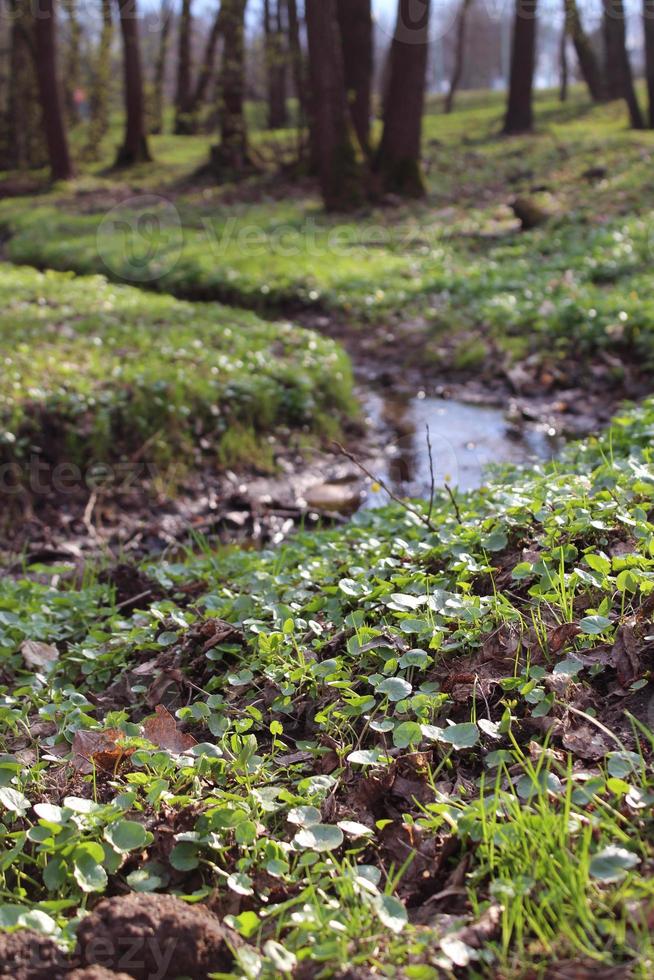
[
  {"left": 71, "top": 729, "right": 134, "bottom": 774},
  {"left": 611, "top": 625, "right": 641, "bottom": 687},
  {"left": 20, "top": 640, "right": 59, "bottom": 670},
  {"left": 142, "top": 704, "right": 197, "bottom": 753},
  {"left": 562, "top": 723, "right": 612, "bottom": 761},
  {"left": 548, "top": 622, "right": 580, "bottom": 654}
]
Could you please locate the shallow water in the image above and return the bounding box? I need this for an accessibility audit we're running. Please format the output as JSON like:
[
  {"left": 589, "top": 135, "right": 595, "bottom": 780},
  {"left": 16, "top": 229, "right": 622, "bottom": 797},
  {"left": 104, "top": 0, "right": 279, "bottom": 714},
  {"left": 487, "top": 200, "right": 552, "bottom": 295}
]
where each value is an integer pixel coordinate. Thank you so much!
[{"left": 362, "top": 392, "right": 560, "bottom": 505}]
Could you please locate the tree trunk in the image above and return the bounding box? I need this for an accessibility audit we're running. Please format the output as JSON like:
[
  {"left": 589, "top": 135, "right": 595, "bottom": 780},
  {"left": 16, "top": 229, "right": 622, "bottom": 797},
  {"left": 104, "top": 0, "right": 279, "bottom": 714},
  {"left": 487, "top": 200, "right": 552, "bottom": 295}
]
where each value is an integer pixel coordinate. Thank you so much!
[
  {"left": 189, "top": 3, "right": 223, "bottom": 119},
  {"left": 62, "top": 0, "right": 82, "bottom": 126},
  {"left": 559, "top": 18, "right": 568, "bottom": 101},
  {"left": 503, "top": 0, "right": 538, "bottom": 134},
  {"left": 2, "top": 0, "right": 46, "bottom": 169},
  {"left": 264, "top": 0, "right": 288, "bottom": 129},
  {"left": 564, "top": 0, "right": 604, "bottom": 102},
  {"left": 336, "top": 0, "right": 373, "bottom": 152},
  {"left": 174, "top": 0, "right": 193, "bottom": 133},
  {"left": 86, "top": 0, "right": 113, "bottom": 154},
  {"left": 151, "top": 0, "right": 173, "bottom": 135},
  {"left": 286, "top": 0, "right": 305, "bottom": 119},
  {"left": 603, "top": 0, "right": 644, "bottom": 128},
  {"left": 211, "top": 0, "right": 250, "bottom": 174},
  {"left": 374, "top": 0, "right": 431, "bottom": 197},
  {"left": 644, "top": 0, "right": 654, "bottom": 127},
  {"left": 305, "top": 0, "right": 363, "bottom": 210},
  {"left": 115, "top": 0, "right": 152, "bottom": 165},
  {"left": 33, "top": 0, "right": 75, "bottom": 180},
  {"left": 444, "top": 0, "right": 473, "bottom": 114}
]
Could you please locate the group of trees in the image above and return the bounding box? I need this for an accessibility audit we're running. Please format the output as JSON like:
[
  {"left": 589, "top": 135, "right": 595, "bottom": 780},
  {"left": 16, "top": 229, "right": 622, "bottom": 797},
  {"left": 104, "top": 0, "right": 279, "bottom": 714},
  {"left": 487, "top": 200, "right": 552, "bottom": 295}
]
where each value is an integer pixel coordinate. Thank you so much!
[{"left": 2, "top": 0, "right": 654, "bottom": 207}]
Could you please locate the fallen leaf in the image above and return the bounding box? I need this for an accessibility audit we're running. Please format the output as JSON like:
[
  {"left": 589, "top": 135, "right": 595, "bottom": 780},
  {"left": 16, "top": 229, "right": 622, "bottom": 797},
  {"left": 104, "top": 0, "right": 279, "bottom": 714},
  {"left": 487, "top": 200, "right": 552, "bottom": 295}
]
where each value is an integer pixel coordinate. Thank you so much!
[
  {"left": 548, "top": 622, "right": 580, "bottom": 654},
  {"left": 20, "top": 640, "right": 59, "bottom": 670},
  {"left": 562, "top": 723, "right": 612, "bottom": 761},
  {"left": 142, "top": 704, "right": 197, "bottom": 753},
  {"left": 71, "top": 729, "right": 135, "bottom": 774},
  {"left": 611, "top": 625, "right": 640, "bottom": 687}
]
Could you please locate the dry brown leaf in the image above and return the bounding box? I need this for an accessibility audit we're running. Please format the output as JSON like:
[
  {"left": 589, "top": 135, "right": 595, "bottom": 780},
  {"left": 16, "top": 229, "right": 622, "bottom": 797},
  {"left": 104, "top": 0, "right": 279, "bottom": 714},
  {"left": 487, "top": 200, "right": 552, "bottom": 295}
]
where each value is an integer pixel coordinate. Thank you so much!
[
  {"left": 548, "top": 622, "right": 580, "bottom": 654},
  {"left": 71, "top": 729, "right": 135, "bottom": 774},
  {"left": 20, "top": 640, "right": 59, "bottom": 670},
  {"left": 611, "top": 625, "right": 641, "bottom": 687},
  {"left": 142, "top": 704, "right": 197, "bottom": 753}
]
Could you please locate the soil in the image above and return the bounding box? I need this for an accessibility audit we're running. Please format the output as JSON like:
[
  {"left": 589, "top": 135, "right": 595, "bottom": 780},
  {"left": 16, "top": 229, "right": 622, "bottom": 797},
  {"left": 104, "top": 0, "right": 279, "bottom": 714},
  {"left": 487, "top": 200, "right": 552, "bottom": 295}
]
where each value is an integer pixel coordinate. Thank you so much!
[
  {"left": 0, "top": 929, "right": 67, "bottom": 980},
  {"left": 67, "top": 969, "right": 134, "bottom": 980},
  {"left": 75, "top": 893, "right": 234, "bottom": 980}
]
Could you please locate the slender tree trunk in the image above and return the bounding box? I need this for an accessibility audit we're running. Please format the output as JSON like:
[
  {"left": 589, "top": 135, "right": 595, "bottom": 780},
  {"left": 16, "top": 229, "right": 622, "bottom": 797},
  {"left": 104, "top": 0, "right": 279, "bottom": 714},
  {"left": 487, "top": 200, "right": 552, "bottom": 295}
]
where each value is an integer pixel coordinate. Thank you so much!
[
  {"left": 305, "top": 0, "right": 363, "bottom": 210},
  {"left": 644, "top": 0, "right": 654, "bottom": 127},
  {"left": 86, "top": 0, "right": 113, "bottom": 153},
  {"left": 189, "top": 3, "right": 223, "bottom": 118},
  {"left": 603, "top": 0, "right": 644, "bottom": 128},
  {"left": 115, "top": 0, "right": 152, "bottom": 166},
  {"left": 564, "top": 0, "right": 604, "bottom": 102},
  {"left": 286, "top": 0, "right": 308, "bottom": 159},
  {"left": 559, "top": 19, "right": 568, "bottom": 100},
  {"left": 33, "top": 0, "right": 75, "bottom": 180},
  {"left": 444, "top": 0, "right": 473, "bottom": 114},
  {"left": 336, "top": 0, "right": 373, "bottom": 152},
  {"left": 62, "top": 0, "right": 82, "bottom": 126},
  {"left": 151, "top": 0, "right": 173, "bottom": 135},
  {"left": 174, "top": 0, "right": 193, "bottom": 133},
  {"left": 211, "top": 0, "right": 250, "bottom": 174},
  {"left": 3, "top": 0, "right": 45, "bottom": 169},
  {"left": 503, "top": 0, "right": 538, "bottom": 134},
  {"left": 374, "top": 0, "right": 431, "bottom": 197},
  {"left": 264, "top": 0, "right": 288, "bottom": 128}
]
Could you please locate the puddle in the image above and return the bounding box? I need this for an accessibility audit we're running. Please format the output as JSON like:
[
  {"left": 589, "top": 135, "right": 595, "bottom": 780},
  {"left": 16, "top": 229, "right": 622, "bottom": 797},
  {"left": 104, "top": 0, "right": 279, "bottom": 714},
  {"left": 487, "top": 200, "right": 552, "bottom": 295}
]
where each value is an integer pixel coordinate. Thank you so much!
[{"left": 362, "top": 392, "right": 561, "bottom": 506}]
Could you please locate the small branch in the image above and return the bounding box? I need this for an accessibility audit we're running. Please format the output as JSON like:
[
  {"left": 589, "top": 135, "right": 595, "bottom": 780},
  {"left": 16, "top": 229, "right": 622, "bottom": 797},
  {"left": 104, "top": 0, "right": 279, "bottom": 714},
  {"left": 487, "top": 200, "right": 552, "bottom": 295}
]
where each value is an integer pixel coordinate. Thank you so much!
[
  {"left": 333, "top": 442, "right": 439, "bottom": 533},
  {"left": 444, "top": 483, "right": 462, "bottom": 525}
]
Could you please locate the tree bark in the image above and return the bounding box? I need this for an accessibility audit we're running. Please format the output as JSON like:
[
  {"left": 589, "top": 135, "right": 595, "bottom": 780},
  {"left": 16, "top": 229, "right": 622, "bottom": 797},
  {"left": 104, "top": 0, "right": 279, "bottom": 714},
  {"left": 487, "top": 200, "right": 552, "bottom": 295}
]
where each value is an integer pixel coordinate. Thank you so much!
[
  {"left": 86, "top": 0, "right": 113, "bottom": 153},
  {"left": 115, "top": 0, "right": 152, "bottom": 165},
  {"left": 559, "top": 17, "right": 568, "bottom": 101},
  {"left": 444, "top": 0, "right": 473, "bottom": 114},
  {"left": 189, "top": 3, "right": 223, "bottom": 117},
  {"left": 174, "top": 0, "right": 194, "bottom": 133},
  {"left": 305, "top": 0, "right": 363, "bottom": 210},
  {"left": 374, "top": 0, "right": 431, "bottom": 197},
  {"left": 211, "top": 0, "right": 250, "bottom": 174},
  {"left": 645, "top": 0, "right": 654, "bottom": 127},
  {"left": 2, "top": 0, "right": 46, "bottom": 169},
  {"left": 62, "top": 0, "right": 82, "bottom": 126},
  {"left": 503, "top": 0, "right": 538, "bottom": 134},
  {"left": 564, "top": 0, "right": 604, "bottom": 103},
  {"left": 151, "top": 0, "right": 173, "bottom": 135},
  {"left": 336, "top": 0, "right": 373, "bottom": 152},
  {"left": 264, "top": 0, "right": 288, "bottom": 129},
  {"left": 33, "top": 0, "right": 75, "bottom": 180},
  {"left": 603, "top": 0, "right": 644, "bottom": 128}
]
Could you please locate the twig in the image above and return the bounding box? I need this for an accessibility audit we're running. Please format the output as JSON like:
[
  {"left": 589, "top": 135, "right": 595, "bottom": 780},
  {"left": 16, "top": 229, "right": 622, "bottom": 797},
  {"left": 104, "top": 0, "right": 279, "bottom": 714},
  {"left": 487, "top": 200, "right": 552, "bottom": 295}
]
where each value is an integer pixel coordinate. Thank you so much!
[
  {"left": 333, "top": 442, "right": 439, "bottom": 533},
  {"left": 425, "top": 424, "right": 436, "bottom": 526},
  {"left": 444, "top": 482, "right": 462, "bottom": 525},
  {"left": 82, "top": 491, "right": 98, "bottom": 538}
]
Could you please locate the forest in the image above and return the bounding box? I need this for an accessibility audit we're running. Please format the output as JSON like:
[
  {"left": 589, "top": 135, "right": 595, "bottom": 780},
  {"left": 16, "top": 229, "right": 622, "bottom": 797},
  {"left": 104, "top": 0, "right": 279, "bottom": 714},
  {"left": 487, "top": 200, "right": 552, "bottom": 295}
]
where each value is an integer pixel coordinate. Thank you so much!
[{"left": 0, "top": 0, "right": 654, "bottom": 977}]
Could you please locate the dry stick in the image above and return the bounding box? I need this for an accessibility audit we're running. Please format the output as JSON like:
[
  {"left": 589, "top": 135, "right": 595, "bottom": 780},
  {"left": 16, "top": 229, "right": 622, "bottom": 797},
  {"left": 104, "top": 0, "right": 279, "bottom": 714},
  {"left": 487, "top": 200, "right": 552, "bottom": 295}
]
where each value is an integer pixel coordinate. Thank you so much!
[
  {"left": 444, "top": 482, "right": 462, "bottom": 525},
  {"left": 333, "top": 442, "right": 439, "bottom": 533},
  {"left": 425, "top": 424, "right": 436, "bottom": 525}
]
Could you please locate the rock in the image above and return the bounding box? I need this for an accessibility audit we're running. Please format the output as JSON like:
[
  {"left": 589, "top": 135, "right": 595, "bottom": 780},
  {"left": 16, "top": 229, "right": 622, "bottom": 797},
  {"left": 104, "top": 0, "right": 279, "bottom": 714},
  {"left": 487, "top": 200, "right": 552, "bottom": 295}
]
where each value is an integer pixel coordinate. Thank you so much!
[
  {"left": 0, "top": 929, "right": 67, "bottom": 980},
  {"left": 582, "top": 165, "right": 607, "bottom": 182},
  {"left": 304, "top": 481, "right": 362, "bottom": 514},
  {"left": 75, "top": 893, "right": 233, "bottom": 980},
  {"left": 511, "top": 195, "right": 553, "bottom": 230}
]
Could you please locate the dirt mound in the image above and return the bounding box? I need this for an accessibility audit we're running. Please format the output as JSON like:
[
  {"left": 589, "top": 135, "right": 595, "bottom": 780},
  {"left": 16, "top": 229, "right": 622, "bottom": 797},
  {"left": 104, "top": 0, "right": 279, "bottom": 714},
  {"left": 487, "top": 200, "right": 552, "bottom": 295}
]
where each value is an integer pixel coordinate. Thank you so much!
[
  {"left": 0, "top": 929, "right": 67, "bottom": 979},
  {"left": 67, "top": 968, "right": 133, "bottom": 979},
  {"left": 75, "top": 893, "right": 233, "bottom": 979}
]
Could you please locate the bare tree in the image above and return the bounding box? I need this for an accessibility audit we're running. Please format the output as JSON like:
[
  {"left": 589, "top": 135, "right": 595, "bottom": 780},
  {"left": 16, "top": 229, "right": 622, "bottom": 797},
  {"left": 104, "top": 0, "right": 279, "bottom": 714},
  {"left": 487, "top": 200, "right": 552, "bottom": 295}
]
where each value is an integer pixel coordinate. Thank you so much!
[
  {"left": 174, "top": 0, "right": 194, "bottom": 133},
  {"left": 374, "top": 0, "right": 431, "bottom": 197},
  {"left": 211, "top": 0, "right": 251, "bottom": 173},
  {"left": 503, "top": 0, "right": 538, "bottom": 134},
  {"left": 445, "top": 0, "right": 474, "bottom": 114},
  {"left": 564, "top": 0, "right": 604, "bottom": 103},
  {"left": 33, "top": 0, "right": 75, "bottom": 180},
  {"left": 336, "top": 0, "right": 373, "bottom": 152},
  {"left": 559, "top": 18, "right": 568, "bottom": 101},
  {"left": 2, "top": 0, "right": 46, "bottom": 170},
  {"left": 85, "top": 0, "right": 114, "bottom": 154},
  {"left": 264, "top": 0, "right": 288, "bottom": 128},
  {"left": 645, "top": 0, "right": 654, "bottom": 127},
  {"left": 602, "top": 0, "right": 643, "bottom": 128},
  {"left": 188, "top": 3, "right": 223, "bottom": 120},
  {"left": 151, "top": 0, "right": 173, "bottom": 135},
  {"left": 305, "top": 0, "right": 363, "bottom": 209},
  {"left": 62, "top": 0, "right": 82, "bottom": 126},
  {"left": 115, "top": 0, "right": 152, "bottom": 165}
]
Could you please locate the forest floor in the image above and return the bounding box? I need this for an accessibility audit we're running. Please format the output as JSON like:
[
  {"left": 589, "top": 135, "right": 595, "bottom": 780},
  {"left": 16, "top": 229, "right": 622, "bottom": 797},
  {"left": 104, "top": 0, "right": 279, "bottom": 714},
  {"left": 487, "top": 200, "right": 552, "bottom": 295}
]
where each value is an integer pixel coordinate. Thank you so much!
[{"left": 0, "top": 90, "right": 654, "bottom": 978}]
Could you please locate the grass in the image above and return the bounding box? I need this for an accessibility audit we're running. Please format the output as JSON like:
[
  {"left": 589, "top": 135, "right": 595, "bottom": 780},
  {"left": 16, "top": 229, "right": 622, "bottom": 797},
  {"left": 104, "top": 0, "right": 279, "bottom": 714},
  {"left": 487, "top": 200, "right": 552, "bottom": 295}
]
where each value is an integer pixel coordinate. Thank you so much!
[
  {"left": 1, "top": 398, "right": 654, "bottom": 975},
  {"left": 0, "top": 264, "right": 355, "bottom": 478}
]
